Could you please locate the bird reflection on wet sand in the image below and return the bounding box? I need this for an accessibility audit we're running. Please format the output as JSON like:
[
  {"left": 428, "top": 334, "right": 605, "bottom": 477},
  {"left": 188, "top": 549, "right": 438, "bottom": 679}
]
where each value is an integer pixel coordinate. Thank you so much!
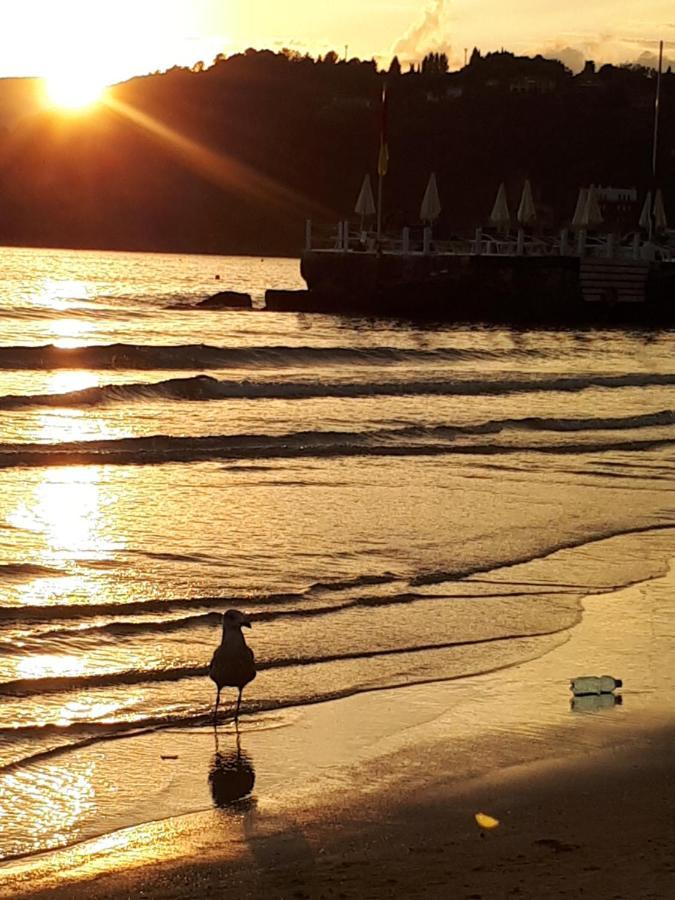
[{"left": 209, "top": 730, "right": 256, "bottom": 811}]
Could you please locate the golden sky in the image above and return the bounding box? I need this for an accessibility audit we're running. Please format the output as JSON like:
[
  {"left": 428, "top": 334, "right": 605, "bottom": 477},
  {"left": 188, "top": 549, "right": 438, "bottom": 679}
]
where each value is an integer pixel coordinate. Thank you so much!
[{"left": 0, "top": 0, "right": 672, "bottom": 84}]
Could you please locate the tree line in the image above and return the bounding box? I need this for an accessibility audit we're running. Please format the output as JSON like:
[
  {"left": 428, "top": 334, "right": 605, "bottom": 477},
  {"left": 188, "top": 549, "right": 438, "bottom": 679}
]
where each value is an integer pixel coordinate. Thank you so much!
[{"left": 0, "top": 47, "right": 671, "bottom": 255}]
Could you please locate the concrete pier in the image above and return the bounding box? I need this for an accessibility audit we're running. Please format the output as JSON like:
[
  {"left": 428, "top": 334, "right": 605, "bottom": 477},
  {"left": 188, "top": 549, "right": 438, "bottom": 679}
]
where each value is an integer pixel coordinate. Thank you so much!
[{"left": 269, "top": 250, "right": 675, "bottom": 325}]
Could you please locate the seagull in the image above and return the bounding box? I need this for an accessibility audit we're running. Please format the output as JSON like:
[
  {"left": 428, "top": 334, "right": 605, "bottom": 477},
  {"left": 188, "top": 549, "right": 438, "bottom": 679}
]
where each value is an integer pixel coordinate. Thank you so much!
[{"left": 209, "top": 609, "right": 256, "bottom": 724}]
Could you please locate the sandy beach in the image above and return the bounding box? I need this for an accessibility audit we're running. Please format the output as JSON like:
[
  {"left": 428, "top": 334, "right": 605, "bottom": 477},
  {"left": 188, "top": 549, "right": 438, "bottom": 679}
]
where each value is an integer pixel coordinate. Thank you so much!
[{"left": 2, "top": 561, "right": 674, "bottom": 899}]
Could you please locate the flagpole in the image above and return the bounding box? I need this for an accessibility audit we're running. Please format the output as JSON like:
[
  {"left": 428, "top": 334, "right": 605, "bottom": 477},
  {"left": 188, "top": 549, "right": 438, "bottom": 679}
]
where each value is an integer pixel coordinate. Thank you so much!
[
  {"left": 376, "top": 84, "right": 388, "bottom": 243},
  {"left": 650, "top": 40, "right": 663, "bottom": 240},
  {"left": 652, "top": 40, "right": 663, "bottom": 181}
]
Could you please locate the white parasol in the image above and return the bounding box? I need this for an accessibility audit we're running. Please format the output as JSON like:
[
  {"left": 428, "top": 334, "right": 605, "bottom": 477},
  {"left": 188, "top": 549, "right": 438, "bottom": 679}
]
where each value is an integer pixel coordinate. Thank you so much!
[
  {"left": 489, "top": 182, "right": 510, "bottom": 230},
  {"left": 355, "top": 174, "right": 376, "bottom": 219},
  {"left": 571, "top": 188, "right": 588, "bottom": 228},
  {"left": 420, "top": 172, "right": 442, "bottom": 223},
  {"left": 517, "top": 179, "right": 536, "bottom": 225},
  {"left": 638, "top": 191, "right": 653, "bottom": 230},
  {"left": 654, "top": 188, "right": 668, "bottom": 231},
  {"left": 581, "top": 185, "right": 603, "bottom": 228}
]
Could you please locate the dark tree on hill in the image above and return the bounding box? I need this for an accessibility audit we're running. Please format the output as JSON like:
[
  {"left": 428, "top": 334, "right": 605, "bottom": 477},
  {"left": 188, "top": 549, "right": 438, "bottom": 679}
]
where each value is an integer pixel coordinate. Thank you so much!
[
  {"left": 421, "top": 52, "right": 449, "bottom": 77},
  {"left": 388, "top": 56, "right": 402, "bottom": 77}
]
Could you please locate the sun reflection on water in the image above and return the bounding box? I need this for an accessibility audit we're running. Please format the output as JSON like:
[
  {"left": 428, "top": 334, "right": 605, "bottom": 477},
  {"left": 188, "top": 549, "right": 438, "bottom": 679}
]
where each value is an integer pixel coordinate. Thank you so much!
[
  {"left": 45, "top": 371, "right": 102, "bottom": 395},
  {"left": 29, "top": 277, "right": 91, "bottom": 311},
  {"left": 51, "top": 317, "right": 96, "bottom": 348},
  {"left": 24, "top": 278, "right": 96, "bottom": 347},
  {"left": 6, "top": 464, "right": 125, "bottom": 607},
  {"left": 0, "top": 762, "right": 96, "bottom": 856},
  {"left": 16, "top": 653, "right": 86, "bottom": 681},
  {"left": 12, "top": 466, "right": 106, "bottom": 561}
]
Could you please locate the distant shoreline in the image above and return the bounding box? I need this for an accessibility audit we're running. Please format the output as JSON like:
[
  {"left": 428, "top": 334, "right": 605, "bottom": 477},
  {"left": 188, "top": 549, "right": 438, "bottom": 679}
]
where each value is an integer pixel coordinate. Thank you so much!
[{"left": 0, "top": 241, "right": 300, "bottom": 260}]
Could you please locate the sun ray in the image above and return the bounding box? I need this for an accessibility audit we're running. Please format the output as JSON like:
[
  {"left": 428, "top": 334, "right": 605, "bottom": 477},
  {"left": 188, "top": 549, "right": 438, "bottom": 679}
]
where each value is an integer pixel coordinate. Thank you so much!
[{"left": 105, "top": 94, "right": 328, "bottom": 218}]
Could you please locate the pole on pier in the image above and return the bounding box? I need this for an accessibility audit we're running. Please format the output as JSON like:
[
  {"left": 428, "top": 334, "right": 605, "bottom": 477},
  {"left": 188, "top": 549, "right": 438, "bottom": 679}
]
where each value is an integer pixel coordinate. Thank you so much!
[
  {"left": 376, "top": 85, "right": 388, "bottom": 243},
  {"left": 559, "top": 228, "right": 569, "bottom": 256},
  {"left": 423, "top": 226, "right": 432, "bottom": 255},
  {"left": 516, "top": 228, "right": 525, "bottom": 256},
  {"left": 649, "top": 40, "right": 664, "bottom": 240},
  {"left": 652, "top": 41, "right": 663, "bottom": 181},
  {"left": 474, "top": 226, "right": 482, "bottom": 255},
  {"left": 305, "top": 219, "right": 312, "bottom": 252}
]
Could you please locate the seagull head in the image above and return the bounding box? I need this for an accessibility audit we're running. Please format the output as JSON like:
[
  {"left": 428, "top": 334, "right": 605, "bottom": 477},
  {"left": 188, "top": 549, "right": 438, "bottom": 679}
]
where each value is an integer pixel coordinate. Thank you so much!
[{"left": 222, "top": 608, "right": 252, "bottom": 630}]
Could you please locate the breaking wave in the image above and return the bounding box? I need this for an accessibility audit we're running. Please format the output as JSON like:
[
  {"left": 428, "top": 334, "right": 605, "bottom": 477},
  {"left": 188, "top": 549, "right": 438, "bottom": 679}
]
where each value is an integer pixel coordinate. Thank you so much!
[
  {"left": 0, "top": 342, "right": 528, "bottom": 371},
  {"left": 4, "top": 372, "right": 675, "bottom": 410},
  {"left": 0, "top": 413, "right": 673, "bottom": 467}
]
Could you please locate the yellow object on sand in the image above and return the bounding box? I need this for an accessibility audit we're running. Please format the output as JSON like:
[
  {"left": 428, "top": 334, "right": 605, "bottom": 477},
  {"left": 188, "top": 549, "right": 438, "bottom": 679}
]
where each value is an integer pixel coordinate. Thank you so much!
[{"left": 475, "top": 812, "right": 500, "bottom": 829}]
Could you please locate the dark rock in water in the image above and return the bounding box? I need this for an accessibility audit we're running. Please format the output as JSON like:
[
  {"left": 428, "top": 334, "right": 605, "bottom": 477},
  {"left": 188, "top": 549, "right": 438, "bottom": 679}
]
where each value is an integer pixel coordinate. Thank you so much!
[{"left": 196, "top": 291, "right": 252, "bottom": 309}]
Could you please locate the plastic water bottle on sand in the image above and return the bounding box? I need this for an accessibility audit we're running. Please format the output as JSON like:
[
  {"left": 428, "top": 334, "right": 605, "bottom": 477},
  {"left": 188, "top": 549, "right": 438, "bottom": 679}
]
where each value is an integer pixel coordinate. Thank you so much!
[{"left": 570, "top": 675, "right": 622, "bottom": 696}]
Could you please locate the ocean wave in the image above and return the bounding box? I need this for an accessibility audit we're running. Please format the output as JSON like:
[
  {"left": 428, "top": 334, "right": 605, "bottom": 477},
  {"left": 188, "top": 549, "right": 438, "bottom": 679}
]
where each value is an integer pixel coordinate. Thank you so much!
[
  {"left": 0, "top": 342, "right": 520, "bottom": 371},
  {"left": 4, "top": 522, "right": 672, "bottom": 632},
  {"left": 0, "top": 629, "right": 567, "bottom": 699},
  {"left": 1, "top": 587, "right": 578, "bottom": 655},
  {"left": 4, "top": 371, "right": 675, "bottom": 411},
  {"left": 0, "top": 563, "right": 67, "bottom": 580},
  {"left": 0, "top": 572, "right": 404, "bottom": 623},
  {"left": 0, "top": 419, "right": 674, "bottom": 469},
  {"left": 411, "top": 522, "right": 675, "bottom": 586}
]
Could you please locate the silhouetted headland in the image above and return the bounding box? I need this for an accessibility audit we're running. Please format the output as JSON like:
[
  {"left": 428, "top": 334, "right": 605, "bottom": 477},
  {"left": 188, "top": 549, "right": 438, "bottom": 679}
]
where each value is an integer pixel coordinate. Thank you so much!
[{"left": 0, "top": 48, "right": 672, "bottom": 258}]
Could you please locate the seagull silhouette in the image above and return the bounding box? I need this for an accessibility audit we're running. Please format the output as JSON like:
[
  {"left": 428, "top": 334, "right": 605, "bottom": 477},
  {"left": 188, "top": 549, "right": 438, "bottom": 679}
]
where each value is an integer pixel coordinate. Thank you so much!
[{"left": 209, "top": 609, "right": 256, "bottom": 724}]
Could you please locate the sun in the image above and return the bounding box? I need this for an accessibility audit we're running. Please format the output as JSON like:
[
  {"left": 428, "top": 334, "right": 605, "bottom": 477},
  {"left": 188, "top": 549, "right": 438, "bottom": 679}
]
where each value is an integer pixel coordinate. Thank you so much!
[{"left": 44, "top": 73, "right": 108, "bottom": 111}]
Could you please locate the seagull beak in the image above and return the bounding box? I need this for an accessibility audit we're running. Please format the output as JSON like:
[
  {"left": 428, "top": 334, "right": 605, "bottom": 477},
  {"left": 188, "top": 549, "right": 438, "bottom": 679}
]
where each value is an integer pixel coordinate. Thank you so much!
[{"left": 243, "top": 619, "right": 252, "bottom": 629}]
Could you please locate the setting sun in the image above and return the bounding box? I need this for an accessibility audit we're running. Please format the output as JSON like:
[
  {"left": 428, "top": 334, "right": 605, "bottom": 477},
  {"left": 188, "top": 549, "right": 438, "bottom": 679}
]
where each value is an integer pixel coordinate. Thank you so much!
[{"left": 44, "top": 73, "right": 108, "bottom": 111}]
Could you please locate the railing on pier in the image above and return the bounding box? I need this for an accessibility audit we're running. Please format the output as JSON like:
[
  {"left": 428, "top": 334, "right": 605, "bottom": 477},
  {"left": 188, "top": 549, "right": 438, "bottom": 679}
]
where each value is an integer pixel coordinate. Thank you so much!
[{"left": 304, "top": 220, "right": 673, "bottom": 262}]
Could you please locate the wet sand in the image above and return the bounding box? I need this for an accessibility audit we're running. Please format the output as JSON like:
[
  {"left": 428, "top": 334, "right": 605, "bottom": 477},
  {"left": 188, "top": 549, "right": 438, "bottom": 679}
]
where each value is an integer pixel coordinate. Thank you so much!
[{"left": 2, "top": 564, "right": 675, "bottom": 899}]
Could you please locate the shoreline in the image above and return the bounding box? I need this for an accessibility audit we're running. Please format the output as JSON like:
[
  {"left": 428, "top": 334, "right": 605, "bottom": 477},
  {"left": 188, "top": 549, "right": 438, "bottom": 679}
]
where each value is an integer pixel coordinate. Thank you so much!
[{"left": 2, "top": 561, "right": 674, "bottom": 897}]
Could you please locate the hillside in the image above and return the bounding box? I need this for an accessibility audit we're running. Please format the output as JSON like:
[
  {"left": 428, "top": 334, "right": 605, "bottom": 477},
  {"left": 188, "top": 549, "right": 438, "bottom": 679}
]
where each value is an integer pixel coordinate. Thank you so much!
[{"left": 0, "top": 50, "right": 671, "bottom": 256}]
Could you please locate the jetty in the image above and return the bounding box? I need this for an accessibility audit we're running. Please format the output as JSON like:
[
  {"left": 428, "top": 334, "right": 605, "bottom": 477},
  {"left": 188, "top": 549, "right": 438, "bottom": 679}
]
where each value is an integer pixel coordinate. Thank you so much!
[
  {"left": 267, "top": 45, "right": 673, "bottom": 326},
  {"left": 263, "top": 220, "right": 675, "bottom": 325}
]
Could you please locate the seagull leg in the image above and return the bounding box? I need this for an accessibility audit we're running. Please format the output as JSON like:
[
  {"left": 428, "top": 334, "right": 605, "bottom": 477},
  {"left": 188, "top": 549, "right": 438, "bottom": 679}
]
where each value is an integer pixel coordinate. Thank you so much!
[
  {"left": 235, "top": 688, "right": 243, "bottom": 724},
  {"left": 213, "top": 687, "right": 221, "bottom": 725}
]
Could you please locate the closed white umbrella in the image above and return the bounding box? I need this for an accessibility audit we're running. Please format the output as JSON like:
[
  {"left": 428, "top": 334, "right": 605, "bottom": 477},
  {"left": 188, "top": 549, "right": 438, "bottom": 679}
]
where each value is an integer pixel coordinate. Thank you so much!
[
  {"left": 571, "top": 188, "right": 588, "bottom": 228},
  {"left": 639, "top": 191, "right": 653, "bottom": 230},
  {"left": 582, "top": 185, "right": 603, "bottom": 228},
  {"left": 420, "top": 172, "right": 442, "bottom": 222},
  {"left": 517, "top": 179, "right": 536, "bottom": 225},
  {"left": 489, "top": 182, "right": 510, "bottom": 230},
  {"left": 654, "top": 188, "right": 668, "bottom": 231},
  {"left": 355, "top": 174, "right": 376, "bottom": 219}
]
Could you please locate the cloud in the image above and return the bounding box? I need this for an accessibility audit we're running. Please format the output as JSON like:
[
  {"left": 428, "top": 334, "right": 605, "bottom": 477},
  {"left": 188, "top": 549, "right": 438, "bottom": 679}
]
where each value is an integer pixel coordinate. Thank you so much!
[
  {"left": 393, "top": 0, "right": 451, "bottom": 62},
  {"left": 636, "top": 48, "right": 675, "bottom": 70},
  {"left": 542, "top": 36, "right": 674, "bottom": 73},
  {"left": 543, "top": 44, "right": 586, "bottom": 73}
]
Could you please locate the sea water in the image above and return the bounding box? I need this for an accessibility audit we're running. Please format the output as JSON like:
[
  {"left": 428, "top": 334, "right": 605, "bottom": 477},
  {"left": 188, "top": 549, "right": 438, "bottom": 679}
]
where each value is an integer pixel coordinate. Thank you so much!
[{"left": 0, "top": 245, "right": 674, "bottom": 860}]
